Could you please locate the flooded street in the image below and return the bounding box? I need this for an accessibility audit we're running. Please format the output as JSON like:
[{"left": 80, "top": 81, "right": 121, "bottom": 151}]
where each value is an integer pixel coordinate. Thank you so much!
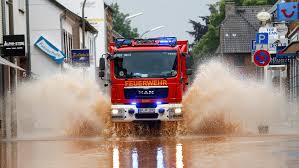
[
  {"left": 2, "top": 134, "right": 299, "bottom": 168},
  {"left": 1, "top": 0, "right": 299, "bottom": 167},
  {"left": 2, "top": 61, "right": 295, "bottom": 167}
]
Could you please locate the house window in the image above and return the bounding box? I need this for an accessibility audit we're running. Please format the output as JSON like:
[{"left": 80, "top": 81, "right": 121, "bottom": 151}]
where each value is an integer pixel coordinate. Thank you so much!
[
  {"left": 18, "top": 0, "right": 25, "bottom": 12},
  {"left": 62, "top": 30, "right": 73, "bottom": 63},
  {"left": 234, "top": 55, "right": 245, "bottom": 67}
]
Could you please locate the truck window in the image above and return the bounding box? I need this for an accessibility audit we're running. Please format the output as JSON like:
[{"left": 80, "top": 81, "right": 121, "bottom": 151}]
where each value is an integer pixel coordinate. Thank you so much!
[{"left": 114, "top": 51, "right": 178, "bottom": 78}]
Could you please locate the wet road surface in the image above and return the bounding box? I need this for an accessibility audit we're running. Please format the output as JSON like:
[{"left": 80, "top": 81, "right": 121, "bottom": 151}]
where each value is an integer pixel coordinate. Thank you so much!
[{"left": 2, "top": 135, "right": 299, "bottom": 168}]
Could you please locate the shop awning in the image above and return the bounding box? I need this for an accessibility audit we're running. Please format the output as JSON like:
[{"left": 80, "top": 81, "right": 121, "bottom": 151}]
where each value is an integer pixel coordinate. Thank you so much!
[
  {"left": 282, "top": 41, "right": 299, "bottom": 54},
  {"left": 0, "top": 56, "right": 25, "bottom": 71}
]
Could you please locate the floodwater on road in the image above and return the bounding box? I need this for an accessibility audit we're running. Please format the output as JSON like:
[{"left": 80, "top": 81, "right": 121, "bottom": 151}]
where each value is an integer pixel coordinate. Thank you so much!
[{"left": 2, "top": 135, "right": 299, "bottom": 168}]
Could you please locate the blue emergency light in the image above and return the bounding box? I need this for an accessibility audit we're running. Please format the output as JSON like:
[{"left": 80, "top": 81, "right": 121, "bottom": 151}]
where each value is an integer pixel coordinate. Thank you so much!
[{"left": 115, "top": 37, "right": 177, "bottom": 48}]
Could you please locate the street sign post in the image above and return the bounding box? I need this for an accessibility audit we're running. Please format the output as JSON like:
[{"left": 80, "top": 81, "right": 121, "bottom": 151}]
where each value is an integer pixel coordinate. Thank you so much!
[
  {"left": 3, "top": 35, "right": 25, "bottom": 57},
  {"left": 254, "top": 50, "right": 271, "bottom": 67},
  {"left": 71, "top": 49, "right": 90, "bottom": 67}
]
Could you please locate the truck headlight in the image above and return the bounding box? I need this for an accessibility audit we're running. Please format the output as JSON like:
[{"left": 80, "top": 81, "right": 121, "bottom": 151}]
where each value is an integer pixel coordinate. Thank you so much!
[
  {"left": 112, "top": 109, "right": 119, "bottom": 115},
  {"left": 174, "top": 108, "right": 182, "bottom": 114}
]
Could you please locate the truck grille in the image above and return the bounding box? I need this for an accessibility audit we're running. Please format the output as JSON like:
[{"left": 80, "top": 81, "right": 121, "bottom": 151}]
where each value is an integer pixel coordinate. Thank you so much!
[{"left": 124, "top": 87, "right": 168, "bottom": 99}]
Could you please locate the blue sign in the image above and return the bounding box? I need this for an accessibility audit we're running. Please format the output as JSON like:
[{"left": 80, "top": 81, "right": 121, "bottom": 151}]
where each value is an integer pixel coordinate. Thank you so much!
[
  {"left": 277, "top": 2, "right": 299, "bottom": 21},
  {"left": 71, "top": 49, "right": 90, "bottom": 67},
  {"left": 277, "top": 46, "right": 286, "bottom": 54},
  {"left": 256, "top": 33, "right": 268, "bottom": 44},
  {"left": 270, "top": 56, "right": 289, "bottom": 65},
  {"left": 34, "top": 36, "right": 65, "bottom": 64},
  {"left": 276, "top": 53, "right": 298, "bottom": 59},
  {"left": 251, "top": 40, "right": 256, "bottom": 53}
]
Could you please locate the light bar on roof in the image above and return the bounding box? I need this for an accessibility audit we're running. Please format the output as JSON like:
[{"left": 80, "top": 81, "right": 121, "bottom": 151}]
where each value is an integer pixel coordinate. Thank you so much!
[{"left": 115, "top": 37, "right": 177, "bottom": 48}]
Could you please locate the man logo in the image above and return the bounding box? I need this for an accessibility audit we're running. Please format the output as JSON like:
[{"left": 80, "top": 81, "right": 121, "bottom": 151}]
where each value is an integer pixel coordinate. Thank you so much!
[{"left": 138, "top": 90, "right": 155, "bottom": 95}]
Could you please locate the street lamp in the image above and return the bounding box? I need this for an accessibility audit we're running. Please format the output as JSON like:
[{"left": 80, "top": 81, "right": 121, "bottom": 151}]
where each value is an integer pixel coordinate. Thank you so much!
[
  {"left": 82, "top": 0, "right": 87, "bottom": 49},
  {"left": 125, "top": 12, "right": 143, "bottom": 21},
  {"left": 140, "top": 25, "right": 165, "bottom": 38}
]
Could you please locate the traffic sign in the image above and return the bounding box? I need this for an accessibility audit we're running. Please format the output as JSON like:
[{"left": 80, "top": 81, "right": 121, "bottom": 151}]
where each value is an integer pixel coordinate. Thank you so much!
[
  {"left": 251, "top": 40, "right": 256, "bottom": 53},
  {"left": 254, "top": 50, "right": 271, "bottom": 67},
  {"left": 259, "top": 27, "right": 278, "bottom": 39},
  {"left": 256, "top": 33, "right": 268, "bottom": 44}
]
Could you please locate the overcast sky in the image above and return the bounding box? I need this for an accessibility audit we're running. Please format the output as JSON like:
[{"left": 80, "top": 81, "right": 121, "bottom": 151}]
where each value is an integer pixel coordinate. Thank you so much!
[{"left": 104, "top": 0, "right": 219, "bottom": 42}]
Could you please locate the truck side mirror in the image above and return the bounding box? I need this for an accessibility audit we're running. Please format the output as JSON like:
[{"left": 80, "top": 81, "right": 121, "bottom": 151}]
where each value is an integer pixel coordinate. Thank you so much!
[
  {"left": 100, "top": 58, "right": 106, "bottom": 71},
  {"left": 187, "top": 69, "right": 193, "bottom": 76}
]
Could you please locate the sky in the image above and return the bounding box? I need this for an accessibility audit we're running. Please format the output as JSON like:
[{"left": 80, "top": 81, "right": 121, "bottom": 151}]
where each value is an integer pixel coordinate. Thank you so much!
[{"left": 104, "top": 0, "right": 219, "bottom": 42}]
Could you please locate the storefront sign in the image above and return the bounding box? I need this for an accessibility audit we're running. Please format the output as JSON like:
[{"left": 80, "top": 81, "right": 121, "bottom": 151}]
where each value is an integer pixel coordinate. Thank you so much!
[
  {"left": 259, "top": 27, "right": 279, "bottom": 54},
  {"left": 270, "top": 56, "right": 289, "bottom": 65},
  {"left": 34, "top": 36, "right": 65, "bottom": 64},
  {"left": 275, "top": 23, "right": 289, "bottom": 37},
  {"left": 71, "top": 49, "right": 90, "bottom": 67},
  {"left": 276, "top": 53, "right": 298, "bottom": 59},
  {"left": 3, "top": 35, "right": 25, "bottom": 57},
  {"left": 277, "top": 2, "right": 299, "bottom": 21}
]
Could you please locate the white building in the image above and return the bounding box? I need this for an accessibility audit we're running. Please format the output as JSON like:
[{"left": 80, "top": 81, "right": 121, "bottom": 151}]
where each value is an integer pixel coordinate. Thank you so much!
[
  {"left": 58, "top": 0, "right": 107, "bottom": 76},
  {"left": 29, "top": 0, "right": 98, "bottom": 77}
]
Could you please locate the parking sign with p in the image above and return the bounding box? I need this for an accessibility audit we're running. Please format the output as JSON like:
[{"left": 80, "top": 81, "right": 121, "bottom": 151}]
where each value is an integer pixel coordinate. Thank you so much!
[{"left": 256, "top": 33, "right": 268, "bottom": 44}]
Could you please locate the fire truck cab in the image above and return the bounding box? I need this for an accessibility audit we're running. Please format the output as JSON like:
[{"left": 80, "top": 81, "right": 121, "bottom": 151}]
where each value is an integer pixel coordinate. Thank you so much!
[{"left": 99, "top": 37, "right": 193, "bottom": 122}]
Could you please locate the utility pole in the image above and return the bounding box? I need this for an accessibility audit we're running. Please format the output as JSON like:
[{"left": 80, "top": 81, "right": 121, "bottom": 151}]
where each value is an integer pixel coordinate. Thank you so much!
[
  {"left": 26, "top": 0, "right": 31, "bottom": 77},
  {"left": 82, "top": 0, "right": 87, "bottom": 49},
  {"left": 7, "top": 0, "right": 15, "bottom": 139},
  {"left": 81, "top": 0, "right": 87, "bottom": 77}
]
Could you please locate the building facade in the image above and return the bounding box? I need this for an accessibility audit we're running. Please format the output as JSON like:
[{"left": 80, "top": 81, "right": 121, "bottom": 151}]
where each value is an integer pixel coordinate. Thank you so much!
[
  {"left": 58, "top": 0, "right": 107, "bottom": 81},
  {"left": 0, "top": 0, "right": 28, "bottom": 138},
  {"left": 0, "top": 0, "right": 98, "bottom": 138},
  {"left": 217, "top": 1, "right": 271, "bottom": 79},
  {"left": 29, "top": 0, "right": 97, "bottom": 77}
]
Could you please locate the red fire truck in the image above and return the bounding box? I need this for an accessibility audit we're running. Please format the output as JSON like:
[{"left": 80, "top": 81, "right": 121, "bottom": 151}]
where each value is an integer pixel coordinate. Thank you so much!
[{"left": 99, "top": 37, "right": 193, "bottom": 122}]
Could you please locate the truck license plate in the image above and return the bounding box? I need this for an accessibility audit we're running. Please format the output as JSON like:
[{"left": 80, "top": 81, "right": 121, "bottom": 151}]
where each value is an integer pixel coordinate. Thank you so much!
[{"left": 138, "top": 108, "right": 155, "bottom": 113}]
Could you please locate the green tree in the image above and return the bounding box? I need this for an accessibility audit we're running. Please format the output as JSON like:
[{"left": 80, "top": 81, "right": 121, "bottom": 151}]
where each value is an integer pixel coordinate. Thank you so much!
[
  {"left": 187, "top": 16, "right": 209, "bottom": 42},
  {"left": 190, "top": 0, "right": 276, "bottom": 58},
  {"left": 110, "top": 3, "right": 139, "bottom": 38}
]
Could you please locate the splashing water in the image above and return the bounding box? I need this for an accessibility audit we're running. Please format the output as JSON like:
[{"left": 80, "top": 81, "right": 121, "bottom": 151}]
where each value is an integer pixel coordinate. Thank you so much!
[
  {"left": 183, "top": 61, "right": 288, "bottom": 135},
  {"left": 16, "top": 70, "right": 110, "bottom": 138},
  {"left": 14, "top": 60, "right": 288, "bottom": 138}
]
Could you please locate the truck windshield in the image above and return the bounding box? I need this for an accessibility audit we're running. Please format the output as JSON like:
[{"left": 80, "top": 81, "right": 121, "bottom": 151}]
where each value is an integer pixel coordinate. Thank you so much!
[{"left": 114, "top": 51, "right": 178, "bottom": 78}]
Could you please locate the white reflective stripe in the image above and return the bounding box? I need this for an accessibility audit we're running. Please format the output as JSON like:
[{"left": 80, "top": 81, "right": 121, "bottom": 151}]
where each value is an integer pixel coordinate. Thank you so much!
[
  {"left": 0, "top": 56, "right": 26, "bottom": 71},
  {"left": 124, "top": 86, "right": 168, "bottom": 89}
]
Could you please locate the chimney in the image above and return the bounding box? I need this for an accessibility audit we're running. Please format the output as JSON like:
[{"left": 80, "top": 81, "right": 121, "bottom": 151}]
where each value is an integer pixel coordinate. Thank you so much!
[{"left": 225, "top": 0, "right": 236, "bottom": 17}]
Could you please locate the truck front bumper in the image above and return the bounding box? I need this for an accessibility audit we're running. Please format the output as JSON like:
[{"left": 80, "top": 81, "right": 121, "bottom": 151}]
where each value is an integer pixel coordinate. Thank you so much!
[{"left": 111, "top": 103, "right": 183, "bottom": 122}]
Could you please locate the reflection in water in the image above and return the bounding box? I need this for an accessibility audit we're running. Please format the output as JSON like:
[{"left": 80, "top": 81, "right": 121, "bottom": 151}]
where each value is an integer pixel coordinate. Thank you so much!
[
  {"left": 113, "top": 146, "right": 120, "bottom": 168},
  {"left": 157, "top": 147, "right": 164, "bottom": 168},
  {"left": 132, "top": 148, "right": 138, "bottom": 168},
  {"left": 176, "top": 143, "right": 184, "bottom": 168},
  {"left": 2, "top": 136, "right": 299, "bottom": 168}
]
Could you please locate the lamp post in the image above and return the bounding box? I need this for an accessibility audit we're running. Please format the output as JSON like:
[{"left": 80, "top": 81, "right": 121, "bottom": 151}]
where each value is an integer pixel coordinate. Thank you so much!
[
  {"left": 82, "top": 0, "right": 87, "bottom": 49},
  {"left": 140, "top": 25, "right": 165, "bottom": 38},
  {"left": 125, "top": 12, "right": 143, "bottom": 21}
]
